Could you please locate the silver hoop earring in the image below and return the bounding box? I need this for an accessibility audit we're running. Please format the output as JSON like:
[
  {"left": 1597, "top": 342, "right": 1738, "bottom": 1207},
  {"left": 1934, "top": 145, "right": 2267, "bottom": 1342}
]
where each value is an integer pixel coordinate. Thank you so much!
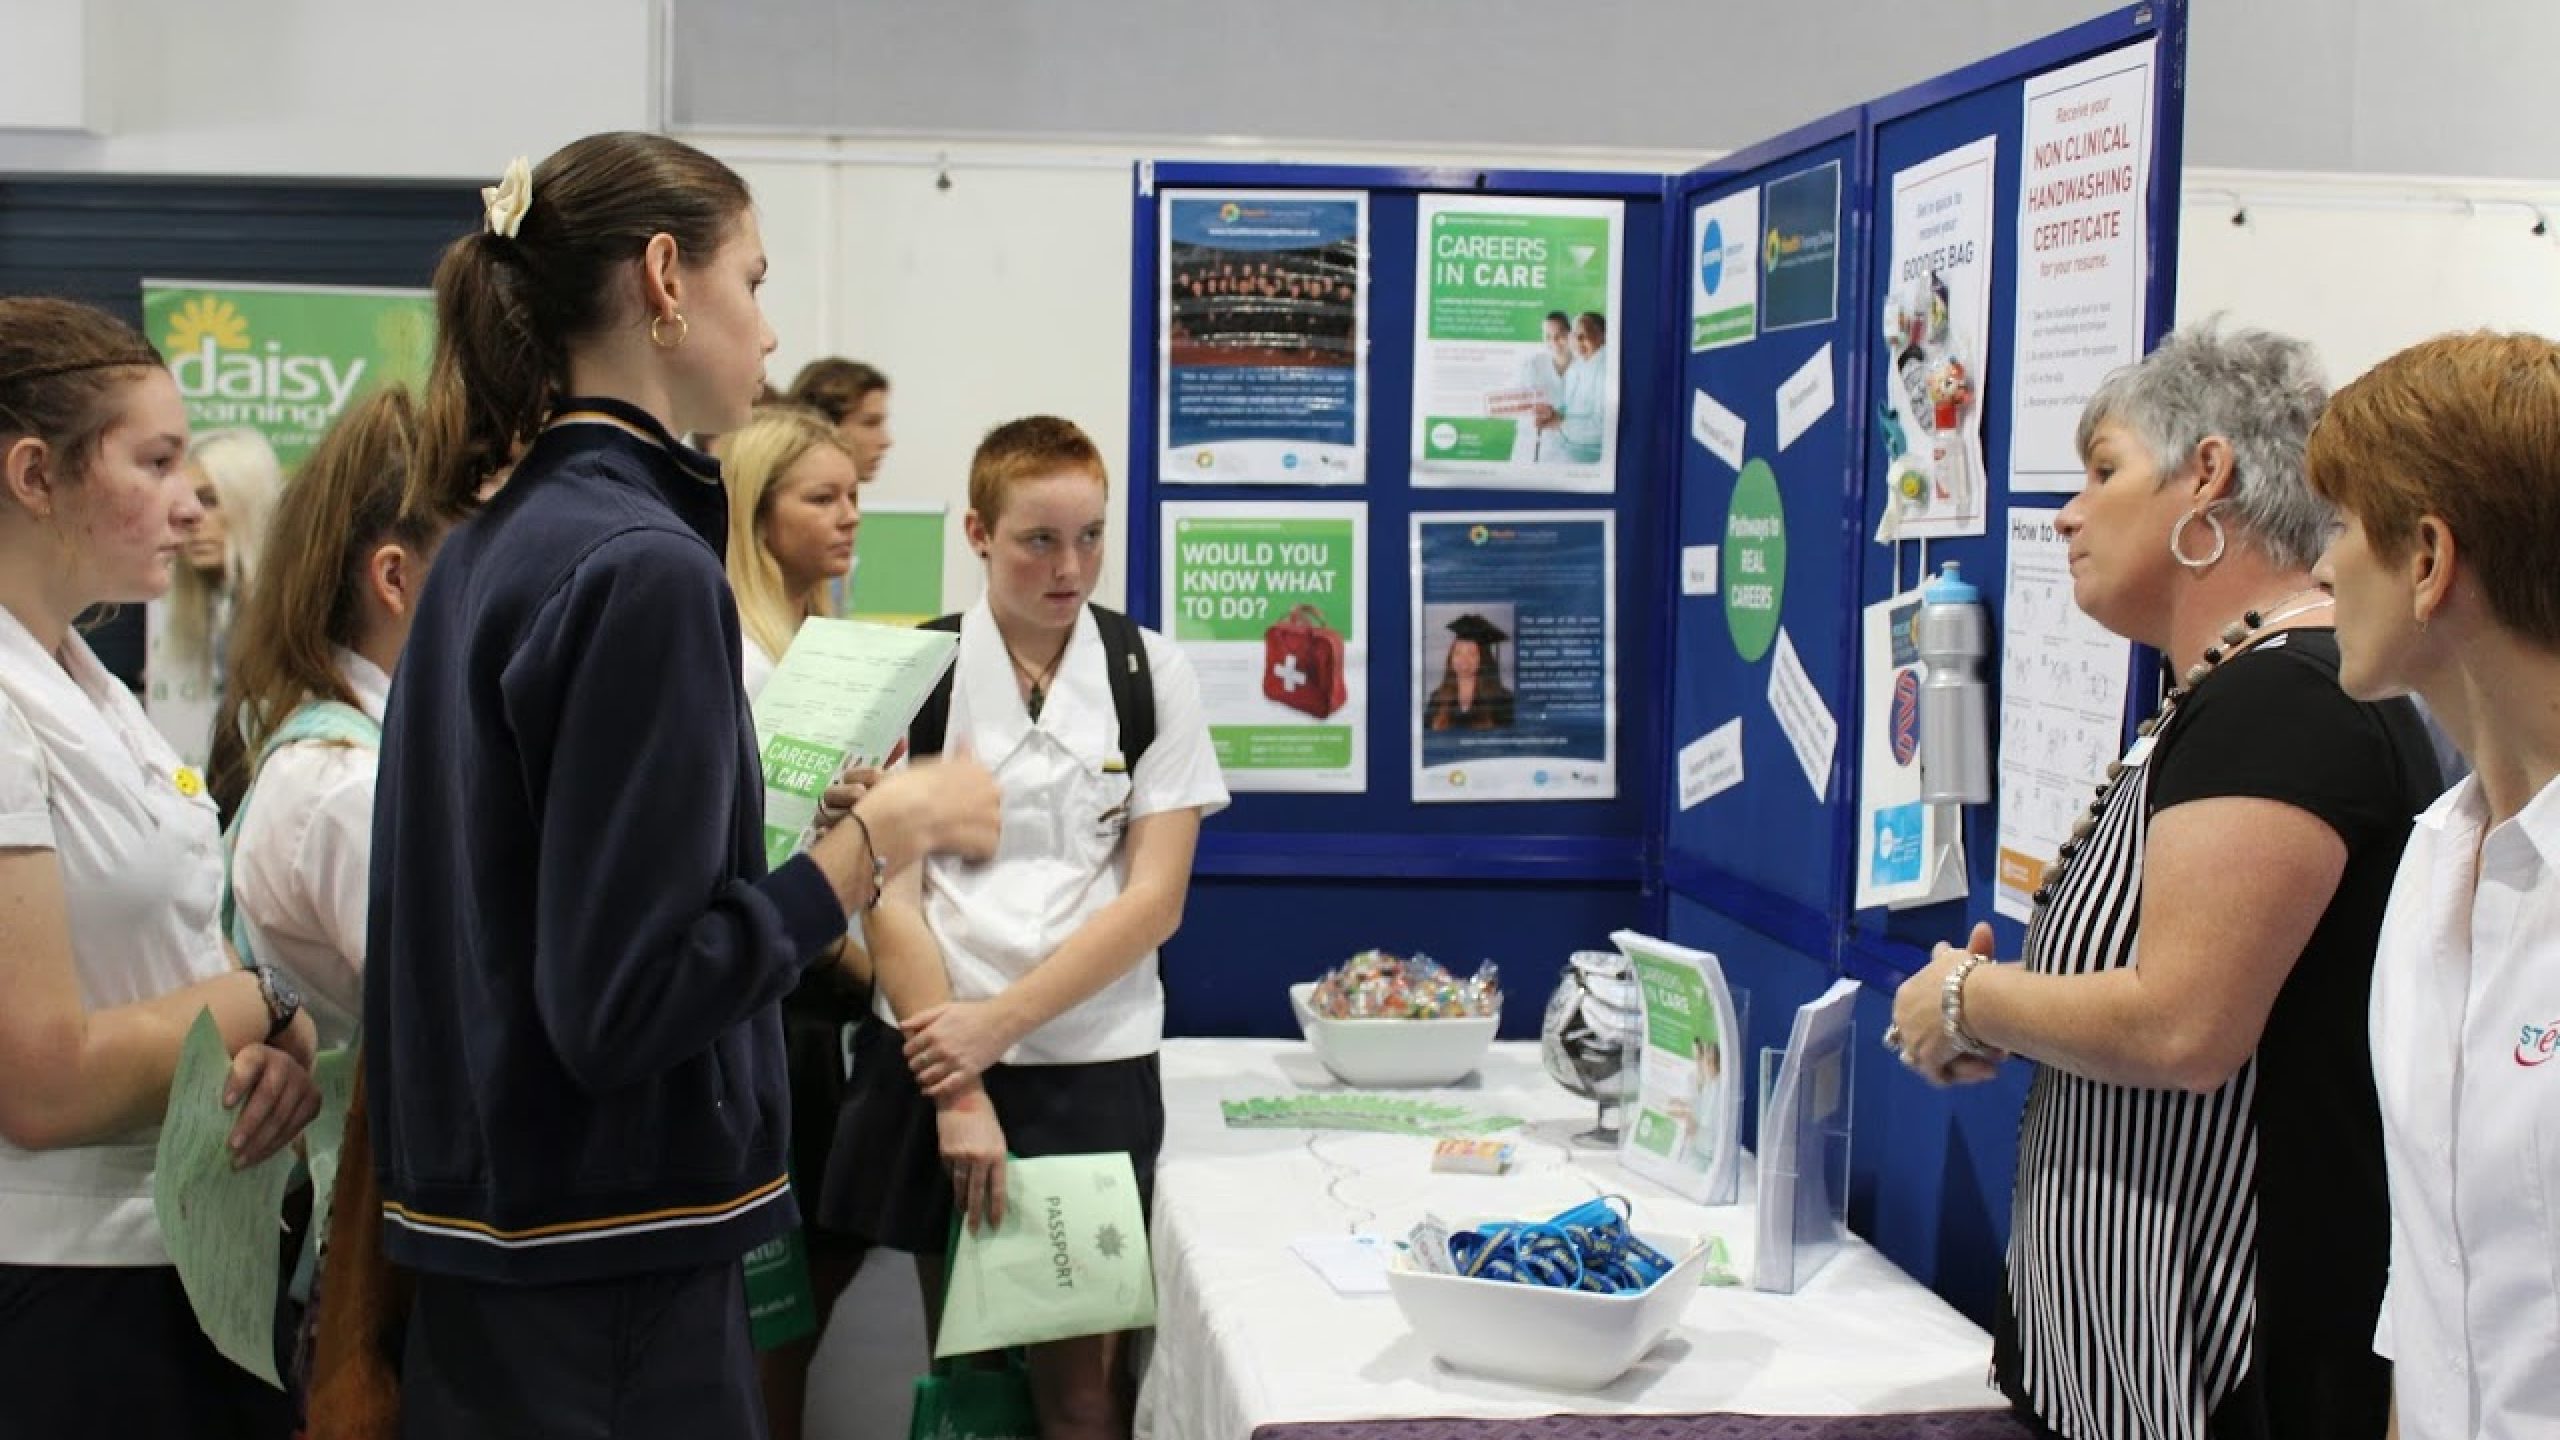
[{"left": 2169, "top": 507, "right": 2227, "bottom": 571}]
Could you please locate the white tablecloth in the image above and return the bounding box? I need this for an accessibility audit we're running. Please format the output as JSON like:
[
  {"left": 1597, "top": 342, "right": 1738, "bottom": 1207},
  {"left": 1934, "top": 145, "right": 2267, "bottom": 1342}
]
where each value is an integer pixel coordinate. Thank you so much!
[{"left": 1136, "top": 1040, "right": 2005, "bottom": 1439}]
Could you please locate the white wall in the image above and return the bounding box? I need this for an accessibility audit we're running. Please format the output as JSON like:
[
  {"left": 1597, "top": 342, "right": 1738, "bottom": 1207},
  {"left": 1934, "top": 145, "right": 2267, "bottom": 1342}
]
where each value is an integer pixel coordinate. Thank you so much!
[
  {"left": 670, "top": 0, "right": 2560, "bottom": 182},
  {"left": 2175, "top": 169, "right": 2560, "bottom": 387},
  {"left": 0, "top": 0, "right": 653, "bottom": 177}
]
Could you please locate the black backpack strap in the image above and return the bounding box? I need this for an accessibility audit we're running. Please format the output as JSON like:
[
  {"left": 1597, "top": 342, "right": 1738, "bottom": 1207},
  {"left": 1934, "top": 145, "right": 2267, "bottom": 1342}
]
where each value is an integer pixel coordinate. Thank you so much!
[
  {"left": 906, "top": 612, "right": 967, "bottom": 758},
  {"left": 1087, "top": 603, "right": 1156, "bottom": 771},
  {"left": 909, "top": 606, "right": 1154, "bottom": 769}
]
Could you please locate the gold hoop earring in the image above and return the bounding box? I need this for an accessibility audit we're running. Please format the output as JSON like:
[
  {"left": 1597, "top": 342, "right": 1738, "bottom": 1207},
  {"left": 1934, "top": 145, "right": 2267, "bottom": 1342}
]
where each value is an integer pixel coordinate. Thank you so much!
[
  {"left": 2169, "top": 507, "right": 2227, "bottom": 571},
  {"left": 648, "top": 312, "right": 688, "bottom": 349}
]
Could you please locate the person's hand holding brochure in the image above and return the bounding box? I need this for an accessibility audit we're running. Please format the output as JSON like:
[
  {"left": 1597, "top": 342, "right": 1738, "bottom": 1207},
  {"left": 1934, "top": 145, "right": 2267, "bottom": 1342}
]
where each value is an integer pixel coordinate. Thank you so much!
[{"left": 755, "top": 617, "right": 1001, "bottom": 909}]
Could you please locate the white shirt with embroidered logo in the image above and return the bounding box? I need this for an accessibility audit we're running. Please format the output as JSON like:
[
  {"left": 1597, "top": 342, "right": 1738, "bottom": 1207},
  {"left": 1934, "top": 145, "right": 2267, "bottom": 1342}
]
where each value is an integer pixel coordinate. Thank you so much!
[
  {"left": 0, "top": 607, "right": 232, "bottom": 1266},
  {"left": 902, "top": 597, "right": 1228, "bottom": 1066},
  {"left": 230, "top": 649, "right": 391, "bottom": 1052},
  {"left": 2370, "top": 770, "right": 2560, "bottom": 1439}
]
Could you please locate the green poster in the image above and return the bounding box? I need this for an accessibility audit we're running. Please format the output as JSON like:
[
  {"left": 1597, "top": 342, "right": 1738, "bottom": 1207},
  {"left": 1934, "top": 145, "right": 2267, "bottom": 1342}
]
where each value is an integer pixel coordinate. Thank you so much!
[
  {"left": 142, "top": 279, "right": 433, "bottom": 469},
  {"left": 1723, "top": 458, "right": 1787, "bottom": 662},
  {"left": 1160, "top": 502, "right": 1368, "bottom": 792},
  {"left": 1423, "top": 210, "right": 1613, "bottom": 343},
  {"left": 841, "top": 504, "right": 947, "bottom": 627},
  {"left": 153, "top": 1009, "right": 297, "bottom": 1387},
  {"left": 1410, "top": 196, "right": 1624, "bottom": 492}
]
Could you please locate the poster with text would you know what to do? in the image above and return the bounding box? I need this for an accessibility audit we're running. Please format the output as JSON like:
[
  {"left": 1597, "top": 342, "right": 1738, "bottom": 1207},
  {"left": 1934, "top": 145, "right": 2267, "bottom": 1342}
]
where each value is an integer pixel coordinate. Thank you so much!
[{"left": 1162, "top": 502, "right": 1369, "bottom": 793}]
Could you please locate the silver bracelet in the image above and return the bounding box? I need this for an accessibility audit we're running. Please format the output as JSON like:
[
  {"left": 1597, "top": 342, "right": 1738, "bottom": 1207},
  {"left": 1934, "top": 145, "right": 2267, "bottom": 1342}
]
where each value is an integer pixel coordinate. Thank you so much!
[{"left": 1941, "top": 953, "right": 1996, "bottom": 1059}]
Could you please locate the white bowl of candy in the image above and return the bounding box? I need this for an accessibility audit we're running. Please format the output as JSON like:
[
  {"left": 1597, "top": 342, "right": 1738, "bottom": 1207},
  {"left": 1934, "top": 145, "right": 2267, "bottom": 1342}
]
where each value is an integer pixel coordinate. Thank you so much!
[
  {"left": 1386, "top": 1206, "right": 1710, "bottom": 1390},
  {"left": 1291, "top": 951, "right": 1500, "bottom": 1088}
]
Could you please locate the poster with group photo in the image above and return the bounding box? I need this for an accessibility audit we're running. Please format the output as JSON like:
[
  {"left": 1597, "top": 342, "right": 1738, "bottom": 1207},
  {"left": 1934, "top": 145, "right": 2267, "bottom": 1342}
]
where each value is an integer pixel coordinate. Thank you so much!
[
  {"left": 1161, "top": 501, "right": 1367, "bottom": 792},
  {"left": 1411, "top": 512, "right": 1616, "bottom": 803},
  {"left": 1160, "top": 190, "right": 1367, "bottom": 485},
  {"left": 1875, "top": 137, "right": 1997, "bottom": 541},
  {"left": 1410, "top": 196, "right": 1623, "bottom": 493}
]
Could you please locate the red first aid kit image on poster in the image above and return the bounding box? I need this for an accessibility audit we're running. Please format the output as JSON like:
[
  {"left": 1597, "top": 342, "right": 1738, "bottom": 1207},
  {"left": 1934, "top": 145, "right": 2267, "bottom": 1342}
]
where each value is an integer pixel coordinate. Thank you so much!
[{"left": 1263, "top": 603, "right": 1348, "bottom": 720}]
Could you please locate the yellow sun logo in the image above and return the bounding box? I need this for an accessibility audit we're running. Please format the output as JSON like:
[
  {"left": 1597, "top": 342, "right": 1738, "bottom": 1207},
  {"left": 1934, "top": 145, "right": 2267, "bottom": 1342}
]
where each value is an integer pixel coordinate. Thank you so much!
[{"left": 163, "top": 295, "right": 250, "bottom": 355}]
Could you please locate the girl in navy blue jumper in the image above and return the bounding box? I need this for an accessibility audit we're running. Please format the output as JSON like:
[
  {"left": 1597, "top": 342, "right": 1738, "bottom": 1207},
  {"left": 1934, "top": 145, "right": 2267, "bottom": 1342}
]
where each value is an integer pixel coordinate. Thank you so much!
[{"left": 364, "top": 132, "right": 999, "bottom": 1440}]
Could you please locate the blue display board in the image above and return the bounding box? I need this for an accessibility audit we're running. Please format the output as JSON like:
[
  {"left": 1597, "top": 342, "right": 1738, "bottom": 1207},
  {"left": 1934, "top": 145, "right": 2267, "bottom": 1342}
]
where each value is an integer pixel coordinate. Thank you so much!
[
  {"left": 1661, "top": 109, "right": 1871, "bottom": 966},
  {"left": 1129, "top": 166, "right": 1676, "bottom": 1032},
  {"left": 1129, "top": 168, "right": 1672, "bottom": 880},
  {"left": 1131, "top": 2, "right": 2190, "bottom": 1040}
]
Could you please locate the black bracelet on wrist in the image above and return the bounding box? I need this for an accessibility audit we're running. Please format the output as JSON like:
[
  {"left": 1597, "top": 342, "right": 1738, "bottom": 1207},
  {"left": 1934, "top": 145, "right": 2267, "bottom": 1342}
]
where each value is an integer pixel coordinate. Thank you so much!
[
  {"left": 847, "top": 808, "right": 886, "bottom": 912},
  {"left": 248, "top": 962, "right": 302, "bottom": 1045}
]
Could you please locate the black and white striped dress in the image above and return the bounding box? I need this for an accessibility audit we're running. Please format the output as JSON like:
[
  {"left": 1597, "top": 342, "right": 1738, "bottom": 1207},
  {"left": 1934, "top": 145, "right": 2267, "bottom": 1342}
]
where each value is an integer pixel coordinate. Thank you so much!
[{"left": 1995, "top": 631, "right": 2436, "bottom": 1440}]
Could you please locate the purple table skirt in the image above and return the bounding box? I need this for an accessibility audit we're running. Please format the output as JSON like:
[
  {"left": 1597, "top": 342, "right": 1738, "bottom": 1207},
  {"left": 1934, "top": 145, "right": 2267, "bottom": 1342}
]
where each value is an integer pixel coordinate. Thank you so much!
[{"left": 1254, "top": 1411, "right": 2037, "bottom": 1440}]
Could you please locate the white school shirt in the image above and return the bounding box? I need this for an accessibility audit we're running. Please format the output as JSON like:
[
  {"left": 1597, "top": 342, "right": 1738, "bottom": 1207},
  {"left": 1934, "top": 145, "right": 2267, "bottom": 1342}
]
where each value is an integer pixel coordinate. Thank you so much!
[
  {"left": 906, "top": 597, "right": 1228, "bottom": 1065},
  {"left": 0, "top": 607, "right": 232, "bottom": 1266},
  {"left": 229, "top": 650, "right": 391, "bottom": 1051},
  {"left": 2370, "top": 771, "right": 2560, "bottom": 1439},
  {"left": 740, "top": 626, "right": 778, "bottom": 701}
]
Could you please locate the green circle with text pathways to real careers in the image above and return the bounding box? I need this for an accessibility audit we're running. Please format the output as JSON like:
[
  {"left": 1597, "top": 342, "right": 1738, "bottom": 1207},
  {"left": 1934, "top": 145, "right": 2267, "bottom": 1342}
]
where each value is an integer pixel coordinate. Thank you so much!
[{"left": 1722, "top": 458, "right": 1785, "bottom": 662}]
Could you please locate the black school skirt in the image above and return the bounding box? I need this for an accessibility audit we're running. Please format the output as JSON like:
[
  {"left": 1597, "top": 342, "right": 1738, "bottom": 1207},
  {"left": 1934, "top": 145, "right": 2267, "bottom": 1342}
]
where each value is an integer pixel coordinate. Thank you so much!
[{"left": 819, "top": 1016, "right": 1164, "bottom": 1254}]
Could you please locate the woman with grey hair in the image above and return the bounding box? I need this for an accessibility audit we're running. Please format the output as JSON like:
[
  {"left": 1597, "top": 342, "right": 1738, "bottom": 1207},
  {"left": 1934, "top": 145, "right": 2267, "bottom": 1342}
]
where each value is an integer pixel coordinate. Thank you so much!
[{"left": 1889, "top": 322, "right": 2441, "bottom": 1439}]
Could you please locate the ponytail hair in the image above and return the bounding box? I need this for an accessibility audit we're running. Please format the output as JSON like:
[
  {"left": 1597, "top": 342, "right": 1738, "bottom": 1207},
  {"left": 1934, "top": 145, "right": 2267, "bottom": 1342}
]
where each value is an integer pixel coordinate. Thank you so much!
[
  {"left": 410, "top": 131, "right": 754, "bottom": 524},
  {"left": 228, "top": 386, "right": 438, "bottom": 759}
]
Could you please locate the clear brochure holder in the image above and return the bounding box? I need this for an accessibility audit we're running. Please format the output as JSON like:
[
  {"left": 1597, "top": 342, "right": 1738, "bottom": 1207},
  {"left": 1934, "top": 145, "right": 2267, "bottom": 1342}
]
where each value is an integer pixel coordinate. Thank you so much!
[{"left": 1751, "top": 1024, "right": 1854, "bottom": 1294}]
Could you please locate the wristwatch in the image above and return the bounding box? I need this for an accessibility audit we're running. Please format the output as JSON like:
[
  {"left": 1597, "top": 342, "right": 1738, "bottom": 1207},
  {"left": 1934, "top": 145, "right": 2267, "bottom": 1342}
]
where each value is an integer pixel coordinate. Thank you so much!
[{"left": 249, "top": 962, "right": 303, "bottom": 1045}]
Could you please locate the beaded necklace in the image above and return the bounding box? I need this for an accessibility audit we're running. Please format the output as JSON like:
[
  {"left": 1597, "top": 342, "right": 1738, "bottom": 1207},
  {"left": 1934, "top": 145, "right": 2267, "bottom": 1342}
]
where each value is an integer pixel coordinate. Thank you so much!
[{"left": 2031, "top": 588, "right": 2333, "bottom": 911}]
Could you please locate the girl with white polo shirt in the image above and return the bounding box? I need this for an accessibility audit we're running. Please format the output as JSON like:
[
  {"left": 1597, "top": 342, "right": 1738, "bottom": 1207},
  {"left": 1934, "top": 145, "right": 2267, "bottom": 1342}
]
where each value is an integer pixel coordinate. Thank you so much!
[
  {"left": 2307, "top": 331, "right": 2560, "bottom": 1440},
  {"left": 827, "top": 415, "right": 1227, "bottom": 1440},
  {"left": 0, "top": 296, "right": 322, "bottom": 1438},
  {"left": 224, "top": 386, "right": 439, "bottom": 1050}
]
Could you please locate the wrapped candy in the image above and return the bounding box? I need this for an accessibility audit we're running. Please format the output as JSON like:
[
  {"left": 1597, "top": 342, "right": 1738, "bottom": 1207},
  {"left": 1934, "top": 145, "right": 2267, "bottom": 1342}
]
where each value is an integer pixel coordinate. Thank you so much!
[{"left": 1309, "top": 950, "right": 1500, "bottom": 1020}]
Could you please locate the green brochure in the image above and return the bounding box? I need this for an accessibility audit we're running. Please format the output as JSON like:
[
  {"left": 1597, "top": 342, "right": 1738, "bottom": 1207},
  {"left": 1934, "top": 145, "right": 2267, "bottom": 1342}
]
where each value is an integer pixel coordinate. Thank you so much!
[
  {"left": 935, "top": 1153, "right": 1156, "bottom": 1359},
  {"left": 153, "top": 1008, "right": 296, "bottom": 1387},
  {"left": 753, "top": 617, "right": 960, "bottom": 871}
]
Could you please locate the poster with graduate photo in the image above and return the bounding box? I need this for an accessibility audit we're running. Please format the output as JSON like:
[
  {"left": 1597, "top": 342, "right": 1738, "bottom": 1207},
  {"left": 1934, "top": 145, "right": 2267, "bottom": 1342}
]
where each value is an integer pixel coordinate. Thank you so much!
[
  {"left": 1410, "top": 196, "right": 1623, "bottom": 492},
  {"left": 1411, "top": 512, "right": 1616, "bottom": 802},
  {"left": 1160, "top": 190, "right": 1367, "bottom": 485}
]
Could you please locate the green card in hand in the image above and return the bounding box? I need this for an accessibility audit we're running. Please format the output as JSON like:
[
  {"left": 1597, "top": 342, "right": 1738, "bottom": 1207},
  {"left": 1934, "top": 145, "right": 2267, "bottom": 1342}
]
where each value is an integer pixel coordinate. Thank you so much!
[
  {"left": 934, "top": 1152, "right": 1156, "bottom": 1359},
  {"left": 153, "top": 1008, "right": 297, "bottom": 1387}
]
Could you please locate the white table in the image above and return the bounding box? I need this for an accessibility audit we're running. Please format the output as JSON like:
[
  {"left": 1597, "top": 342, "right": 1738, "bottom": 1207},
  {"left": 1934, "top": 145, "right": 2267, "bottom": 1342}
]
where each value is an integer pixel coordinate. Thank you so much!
[{"left": 1136, "top": 1040, "right": 2012, "bottom": 1440}]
